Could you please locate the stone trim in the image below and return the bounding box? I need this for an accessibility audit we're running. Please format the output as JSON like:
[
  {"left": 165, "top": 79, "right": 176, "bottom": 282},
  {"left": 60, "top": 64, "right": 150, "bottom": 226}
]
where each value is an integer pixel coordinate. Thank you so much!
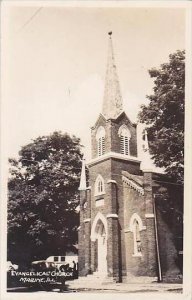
[
  {"left": 83, "top": 218, "right": 91, "bottom": 223},
  {"left": 94, "top": 174, "right": 105, "bottom": 196},
  {"left": 122, "top": 170, "right": 143, "bottom": 186},
  {"left": 86, "top": 186, "right": 91, "bottom": 190},
  {"left": 94, "top": 192, "right": 106, "bottom": 197},
  {"left": 145, "top": 213, "right": 155, "bottom": 218},
  {"left": 96, "top": 126, "right": 106, "bottom": 140},
  {"left": 122, "top": 176, "right": 144, "bottom": 195},
  {"left": 95, "top": 199, "right": 104, "bottom": 207},
  {"left": 87, "top": 152, "right": 141, "bottom": 166},
  {"left": 118, "top": 124, "right": 131, "bottom": 138},
  {"left": 91, "top": 113, "right": 106, "bottom": 130},
  {"left": 132, "top": 253, "right": 142, "bottom": 257},
  {"left": 124, "top": 226, "right": 146, "bottom": 233},
  {"left": 91, "top": 212, "right": 108, "bottom": 242},
  {"left": 107, "top": 180, "right": 117, "bottom": 184},
  {"left": 129, "top": 213, "right": 146, "bottom": 231},
  {"left": 106, "top": 213, "right": 118, "bottom": 219}
]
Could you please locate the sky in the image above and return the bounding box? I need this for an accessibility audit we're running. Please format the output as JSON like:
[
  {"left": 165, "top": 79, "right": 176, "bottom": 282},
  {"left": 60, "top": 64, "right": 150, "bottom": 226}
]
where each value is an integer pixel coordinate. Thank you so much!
[{"left": 2, "top": 3, "right": 185, "bottom": 160}]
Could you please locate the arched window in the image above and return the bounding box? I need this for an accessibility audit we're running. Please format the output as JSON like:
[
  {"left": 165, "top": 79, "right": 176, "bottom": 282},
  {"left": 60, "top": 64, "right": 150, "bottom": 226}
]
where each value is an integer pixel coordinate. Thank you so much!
[
  {"left": 95, "top": 175, "right": 105, "bottom": 196},
  {"left": 96, "top": 126, "right": 105, "bottom": 156},
  {"left": 129, "top": 213, "right": 144, "bottom": 256},
  {"left": 118, "top": 125, "right": 131, "bottom": 155},
  {"left": 133, "top": 219, "right": 142, "bottom": 255}
]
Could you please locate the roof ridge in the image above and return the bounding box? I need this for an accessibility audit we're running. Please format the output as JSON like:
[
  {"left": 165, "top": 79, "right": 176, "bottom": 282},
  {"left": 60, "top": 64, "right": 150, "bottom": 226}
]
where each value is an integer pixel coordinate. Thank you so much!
[{"left": 122, "top": 170, "right": 143, "bottom": 187}]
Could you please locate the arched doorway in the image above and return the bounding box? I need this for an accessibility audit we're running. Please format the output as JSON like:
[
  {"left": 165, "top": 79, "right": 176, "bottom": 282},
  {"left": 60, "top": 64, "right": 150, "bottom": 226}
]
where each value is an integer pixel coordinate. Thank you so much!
[
  {"left": 91, "top": 213, "right": 108, "bottom": 276},
  {"left": 96, "top": 220, "right": 107, "bottom": 274}
]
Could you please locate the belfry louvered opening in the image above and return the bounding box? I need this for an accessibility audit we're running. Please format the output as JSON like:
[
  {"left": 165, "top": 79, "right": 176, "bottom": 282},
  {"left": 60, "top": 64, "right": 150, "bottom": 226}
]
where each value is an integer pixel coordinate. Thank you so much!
[
  {"left": 120, "top": 135, "right": 129, "bottom": 155},
  {"left": 96, "top": 126, "right": 106, "bottom": 157},
  {"left": 98, "top": 137, "right": 105, "bottom": 156},
  {"left": 119, "top": 125, "right": 131, "bottom": 155}
]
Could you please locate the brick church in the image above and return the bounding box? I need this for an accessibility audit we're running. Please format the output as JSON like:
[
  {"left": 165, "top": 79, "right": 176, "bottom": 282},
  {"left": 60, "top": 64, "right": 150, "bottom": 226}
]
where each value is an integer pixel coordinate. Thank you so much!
[{"left": 78, "top": 32, "right": 183, "bottom": 283}]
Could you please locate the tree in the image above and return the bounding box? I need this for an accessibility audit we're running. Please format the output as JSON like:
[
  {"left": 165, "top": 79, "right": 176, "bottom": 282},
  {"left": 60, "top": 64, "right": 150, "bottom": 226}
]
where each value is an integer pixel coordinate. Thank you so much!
[
  {"left": 8, "top": 131, "right": 83, "bottom": 264},
  {"left": 138, "top": 50, "right": 185, "bottom": 184}
]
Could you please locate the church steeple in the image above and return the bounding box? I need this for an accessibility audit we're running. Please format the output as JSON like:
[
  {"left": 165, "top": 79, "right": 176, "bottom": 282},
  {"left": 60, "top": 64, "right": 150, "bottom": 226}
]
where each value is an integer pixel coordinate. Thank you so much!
[
  {"left": 90, "top": 32, "right": 138, "bottom": 159},
  {"left": 102, "top": 32, "right": 123, "bottom": 119},
  {"left": 79, "top": 156, "right": 87, "bottom": 191}
]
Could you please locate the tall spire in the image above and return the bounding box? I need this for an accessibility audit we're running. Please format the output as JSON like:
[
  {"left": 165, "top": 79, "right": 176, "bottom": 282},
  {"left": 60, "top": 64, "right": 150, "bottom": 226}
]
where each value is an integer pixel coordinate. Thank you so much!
[
  {"left": 141, "top": 130, "right": 153, "bottom": 171},
  {"left": 79, "top": 156, "right": 87, "bottom": 191},
  {"left": 102, "top": 32, "right": 123, "bottom": 119}
]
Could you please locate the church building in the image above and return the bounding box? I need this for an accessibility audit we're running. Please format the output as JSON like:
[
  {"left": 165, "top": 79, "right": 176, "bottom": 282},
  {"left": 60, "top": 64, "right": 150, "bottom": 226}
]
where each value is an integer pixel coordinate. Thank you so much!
[{"left": 78, "top": 32, "right": 183, "bottom": 283}]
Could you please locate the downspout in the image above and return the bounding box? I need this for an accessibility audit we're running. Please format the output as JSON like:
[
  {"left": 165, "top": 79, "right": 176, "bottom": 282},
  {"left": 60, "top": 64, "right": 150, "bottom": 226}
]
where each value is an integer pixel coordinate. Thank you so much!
[{"left": 153, "top": 194, "right": 162, "bottom": 282}]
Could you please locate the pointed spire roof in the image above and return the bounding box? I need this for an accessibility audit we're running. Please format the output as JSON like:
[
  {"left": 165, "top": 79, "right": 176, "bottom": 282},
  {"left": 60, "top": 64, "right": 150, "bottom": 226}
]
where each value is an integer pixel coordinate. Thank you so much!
[
  {"left": 79, "top": 156, "right": 87, "bottom": 191},
  {"left": 102, "top": 32, "right": 123, "bottom": 119},
  {"left": 141, "top": 130, "right": 154, "bottom": 171}
]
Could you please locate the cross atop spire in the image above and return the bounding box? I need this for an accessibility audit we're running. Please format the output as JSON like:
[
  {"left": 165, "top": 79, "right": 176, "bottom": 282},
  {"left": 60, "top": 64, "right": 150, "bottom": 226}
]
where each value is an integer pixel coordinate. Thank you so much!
[{"left": 102, "top": 32, "right": 123, "bottom": 119}]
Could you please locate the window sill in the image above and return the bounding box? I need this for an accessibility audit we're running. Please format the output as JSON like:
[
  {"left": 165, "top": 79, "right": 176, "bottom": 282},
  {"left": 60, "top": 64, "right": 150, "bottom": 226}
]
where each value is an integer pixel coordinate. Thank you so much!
[
  {"left": 94, "top": 193, "right": 105, "bottom": 197},
  {"left": 95, "top": 198, "right": 104, "bottom": 207},
  {"left": 132, "top": 253, "right": 142, "bottom": 257}
]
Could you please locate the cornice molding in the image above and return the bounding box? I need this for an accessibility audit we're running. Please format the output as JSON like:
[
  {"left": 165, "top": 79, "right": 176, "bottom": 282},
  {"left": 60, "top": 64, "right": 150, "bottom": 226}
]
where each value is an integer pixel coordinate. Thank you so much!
[
  {"left": 122, "top": 175, "right": 144, "bottom": 195},
  {"left": 87, "top": 152, "right": 141, "bottom": 167},
  {"left": 83, "top": 218, "right": 91, "bottom": 223},
  {"left": 145, "top": 213, "right": 155, "bottom": 218},
  {"left": 106, "top": 213, "right": 118, "bottom": 219},
  {"left": 107, "top": 180, "right": 117, "bottom": 184}
]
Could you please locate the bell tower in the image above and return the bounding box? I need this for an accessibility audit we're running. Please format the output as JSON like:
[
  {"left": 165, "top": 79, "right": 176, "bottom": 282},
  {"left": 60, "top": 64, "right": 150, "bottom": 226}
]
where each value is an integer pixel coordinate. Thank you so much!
[
  {"left": 79, "top": 32, "right": 141, "bottom": 281},
  {"left": 91, "top": 32, "right": 138, "bottom": 161}
]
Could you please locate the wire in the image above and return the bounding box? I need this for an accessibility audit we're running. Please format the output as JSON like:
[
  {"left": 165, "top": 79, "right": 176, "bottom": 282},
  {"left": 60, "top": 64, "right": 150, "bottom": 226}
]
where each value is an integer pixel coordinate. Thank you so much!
[
  {"left": 153, "top": 180, "right": 183, "bottom": 186},
  {"left": 17, "top": 7, "right": 43, "bottom": 33}
]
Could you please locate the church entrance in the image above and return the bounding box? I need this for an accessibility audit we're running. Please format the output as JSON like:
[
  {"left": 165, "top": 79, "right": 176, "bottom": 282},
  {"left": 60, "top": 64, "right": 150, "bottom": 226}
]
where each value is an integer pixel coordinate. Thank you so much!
[
  {"left": 96, "top": 221, "right": 107, "bottom": 274},
  {"left": 91, "top": 213, "right": 108, "bottom": 276}
]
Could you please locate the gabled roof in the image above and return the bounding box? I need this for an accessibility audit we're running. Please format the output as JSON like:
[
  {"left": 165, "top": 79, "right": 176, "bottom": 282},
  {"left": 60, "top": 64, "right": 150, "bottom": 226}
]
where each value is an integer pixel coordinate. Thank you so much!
[
  {"left": 122, "top": 170, "right": 144, "bottom": 195},
  {"left": 114, "top": 111, "right": 135, "bottom": 127},
  {"left": 91, "top": 113, "right": 107, "bottom": 130},
  {"left": 91, "top": 111, "right": 135, "bottom": 130}
]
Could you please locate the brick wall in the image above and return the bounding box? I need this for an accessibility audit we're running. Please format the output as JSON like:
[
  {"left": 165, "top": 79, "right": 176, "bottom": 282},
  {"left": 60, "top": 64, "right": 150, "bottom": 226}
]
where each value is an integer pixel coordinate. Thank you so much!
[
  {"left": 78, "top": 221, "right": 85, "bottom": 276},
  {"left": 87, "top": 153, "right": 141, "bottom": 281},
  {"left": 78, "top": 190, "right": 86, "bottom": 276},
  {"left": 107, "top": 217, "right": 120, "bottom": 281},
  {"left": 79, "top": 107, "right": 183, "bottom": 283},
  {"left": 123, "top": 184, "right": 150, "bottom": 277},
  {"left": 91, "top": 113, "right": 137, "bottom": 159}
]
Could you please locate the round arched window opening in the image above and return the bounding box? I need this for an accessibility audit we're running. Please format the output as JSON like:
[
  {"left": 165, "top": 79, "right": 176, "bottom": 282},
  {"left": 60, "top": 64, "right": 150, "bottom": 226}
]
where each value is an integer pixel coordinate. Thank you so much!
[
  {"left": 96, "top": 126, "right": 106, "bottom": 156},
  {"left": 118, "top": 125, "right": 131, "bottom": 155}
]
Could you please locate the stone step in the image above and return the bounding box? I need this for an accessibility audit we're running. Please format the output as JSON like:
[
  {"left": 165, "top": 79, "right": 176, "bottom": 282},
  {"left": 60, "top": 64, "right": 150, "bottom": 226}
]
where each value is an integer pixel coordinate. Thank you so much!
[
  {"left": 68, "top": 273, "right": 115, "bottom": 286},
  {"left": 68, "top": 273, "right": 106, "bottom": 284},
  {"left": 87, "top": 273, "right": 106, "bottom": 278}
]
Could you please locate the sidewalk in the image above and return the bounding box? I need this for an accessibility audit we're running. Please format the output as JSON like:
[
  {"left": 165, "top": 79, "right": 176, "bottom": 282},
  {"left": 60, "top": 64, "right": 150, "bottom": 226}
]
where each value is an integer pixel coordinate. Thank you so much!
[{"left": 66, "top": 280, "right": 183, "bottom": 293}]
